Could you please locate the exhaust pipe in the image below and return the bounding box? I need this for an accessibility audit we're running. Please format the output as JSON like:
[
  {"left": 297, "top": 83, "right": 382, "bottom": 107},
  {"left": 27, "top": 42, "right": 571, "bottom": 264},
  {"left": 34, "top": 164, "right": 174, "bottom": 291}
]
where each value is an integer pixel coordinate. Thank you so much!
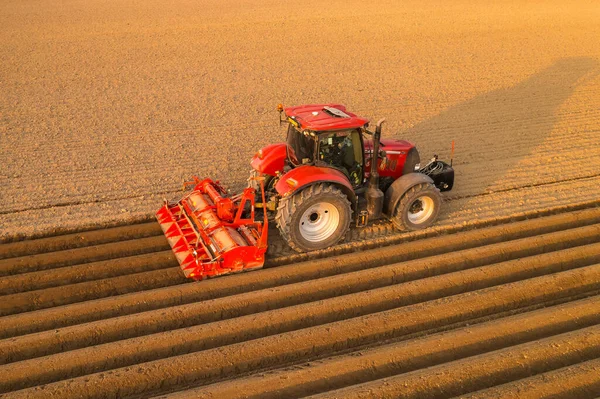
[{"left": 366, "top": 118, "right": 386, "bottom": 221}]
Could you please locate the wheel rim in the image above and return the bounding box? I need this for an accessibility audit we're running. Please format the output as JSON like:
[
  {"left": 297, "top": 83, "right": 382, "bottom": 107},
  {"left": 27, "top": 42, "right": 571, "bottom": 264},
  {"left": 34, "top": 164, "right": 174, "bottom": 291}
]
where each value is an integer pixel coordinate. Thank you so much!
[
  {"left": 407, "top": 196, "right": 435, "bottom": 225},
  {"left": 299, "top": 202, "right": 340, "bottom": 242}
]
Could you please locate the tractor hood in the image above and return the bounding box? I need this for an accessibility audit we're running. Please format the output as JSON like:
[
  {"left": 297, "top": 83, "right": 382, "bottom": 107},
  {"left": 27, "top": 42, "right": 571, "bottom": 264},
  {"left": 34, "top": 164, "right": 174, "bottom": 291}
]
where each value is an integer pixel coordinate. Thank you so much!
[
  {"left": 250, "top": 143, "right": 292, "bottom": 176},
  {"left": 364, "top": 138, "right": 414, "bottom": 155},
  {"left": 365, "top": 138, "right": 417, "bottom": 179}
]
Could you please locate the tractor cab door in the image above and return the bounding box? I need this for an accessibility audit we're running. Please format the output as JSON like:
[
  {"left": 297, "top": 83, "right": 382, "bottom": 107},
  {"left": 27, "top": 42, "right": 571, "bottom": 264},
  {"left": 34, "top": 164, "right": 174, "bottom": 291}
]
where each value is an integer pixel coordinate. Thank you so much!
[
  {"left": 317, "top": 129, "right": 364, "bottom": 187},
  {"left": 286, "top": 124, "right": 316, "bottom": 165}
]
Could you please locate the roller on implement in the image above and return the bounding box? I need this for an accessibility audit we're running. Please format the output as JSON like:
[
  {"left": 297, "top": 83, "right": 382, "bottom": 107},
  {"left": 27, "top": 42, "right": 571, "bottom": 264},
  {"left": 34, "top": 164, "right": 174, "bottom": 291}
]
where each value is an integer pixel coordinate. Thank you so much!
[
  {"left": 158, "top": 104, "right": 455, "bottom": 280},
  {"left": 156, "top": 177, "right": 268, "bottom": 280}
]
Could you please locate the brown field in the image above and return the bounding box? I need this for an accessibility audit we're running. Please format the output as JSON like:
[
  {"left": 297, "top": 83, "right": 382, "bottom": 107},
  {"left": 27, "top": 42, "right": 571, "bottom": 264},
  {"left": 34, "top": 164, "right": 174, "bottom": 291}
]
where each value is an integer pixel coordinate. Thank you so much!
[
  {"left": 1, "top": 0, "right": 599, "bottom": 239},
  {"left": 1, "top": 206, "right": 600, "bottom": 398},
  {"left": 1, "top": 0, "right": 600, "bottom": 398}
]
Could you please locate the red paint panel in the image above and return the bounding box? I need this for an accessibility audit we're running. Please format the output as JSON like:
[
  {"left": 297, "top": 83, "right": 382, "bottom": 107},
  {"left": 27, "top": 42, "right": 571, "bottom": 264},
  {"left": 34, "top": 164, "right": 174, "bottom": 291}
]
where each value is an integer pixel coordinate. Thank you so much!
[
  {"left": 364, "top": 138, "right": 414, "bottom": 179},
  {"left": 250, "top": 143, "right": 292, "bottom": 176},
  {"left": 284, "top": 104, "right": 369, "bottom": 131},
  {"left": 275, "top": 165, "right": 352, "bottom": 196}
]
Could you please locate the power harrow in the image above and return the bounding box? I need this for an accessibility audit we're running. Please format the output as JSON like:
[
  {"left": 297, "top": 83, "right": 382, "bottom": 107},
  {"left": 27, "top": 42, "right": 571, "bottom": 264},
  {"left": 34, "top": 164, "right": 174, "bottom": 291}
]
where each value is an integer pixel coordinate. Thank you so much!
[{"left": 156, "top": 177, "right": 268, "bottom": 279}]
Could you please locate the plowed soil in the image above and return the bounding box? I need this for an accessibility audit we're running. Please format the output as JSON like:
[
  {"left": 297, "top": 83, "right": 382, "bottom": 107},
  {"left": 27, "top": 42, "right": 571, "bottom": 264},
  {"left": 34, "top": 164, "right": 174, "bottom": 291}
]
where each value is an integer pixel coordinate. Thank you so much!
[
  {"left": 1, "top": 0, "right": 600, "bottom": 240},
  {"left": 1, "top": 206, "right": 600, "bottom": 398},
  {"left": 1, "top": 1, "right": 600, "bottom": 398}
]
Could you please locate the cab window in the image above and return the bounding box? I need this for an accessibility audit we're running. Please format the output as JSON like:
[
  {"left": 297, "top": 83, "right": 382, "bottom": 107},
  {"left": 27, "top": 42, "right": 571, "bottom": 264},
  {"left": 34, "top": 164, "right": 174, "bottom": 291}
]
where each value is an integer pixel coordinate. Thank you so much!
[{"left": 317, "top": 129, "right": 363, "bottom": 186}]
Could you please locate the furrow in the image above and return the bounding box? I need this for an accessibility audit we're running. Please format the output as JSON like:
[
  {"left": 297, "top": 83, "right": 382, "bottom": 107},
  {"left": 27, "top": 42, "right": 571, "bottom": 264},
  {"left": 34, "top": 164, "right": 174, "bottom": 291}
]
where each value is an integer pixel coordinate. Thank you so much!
[
  {"left": 169, "top": 296, "right": 600, "bottom": 399},
  {"left": 0, "top": 235, "right": 169, "bottom": 277},
  {"left": 0, "top": 221, "right": 160, "bottom": 256},
  {"left": 458, "top": 357, "right": 600, "bottom": 399},
  {"left": 309, "top": 325, "right": 600, "bottom": 399},
  {"left": 2, "top": 225, "right": 600, "bottom": 363},
  {"left": 5, "top": 265, "right": 600, "bottom": 398},
  {"left": 2, "top": 207, "right": 599, "bottom": 338}
]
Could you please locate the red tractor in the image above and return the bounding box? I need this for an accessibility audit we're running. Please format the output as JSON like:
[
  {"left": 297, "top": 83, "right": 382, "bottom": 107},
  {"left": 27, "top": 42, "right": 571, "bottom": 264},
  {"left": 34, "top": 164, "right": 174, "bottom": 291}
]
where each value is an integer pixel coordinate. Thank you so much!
[{"left": 157, "top": 104, "right": 454, "bottom": 280}]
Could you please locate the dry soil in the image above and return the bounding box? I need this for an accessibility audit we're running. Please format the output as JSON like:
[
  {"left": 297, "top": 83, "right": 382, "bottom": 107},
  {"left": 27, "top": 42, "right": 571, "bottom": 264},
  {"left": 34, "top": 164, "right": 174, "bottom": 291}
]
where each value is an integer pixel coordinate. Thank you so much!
[{"left": 1, "top": 0, "right": 599, "bottom": 240}]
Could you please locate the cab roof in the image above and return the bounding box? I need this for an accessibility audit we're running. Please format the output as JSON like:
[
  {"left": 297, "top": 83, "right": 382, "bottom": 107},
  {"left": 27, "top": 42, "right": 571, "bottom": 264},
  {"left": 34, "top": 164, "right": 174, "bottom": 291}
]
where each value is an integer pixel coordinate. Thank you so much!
[{"left": 284, "top": 104, "right": 369, "bottom": 132}]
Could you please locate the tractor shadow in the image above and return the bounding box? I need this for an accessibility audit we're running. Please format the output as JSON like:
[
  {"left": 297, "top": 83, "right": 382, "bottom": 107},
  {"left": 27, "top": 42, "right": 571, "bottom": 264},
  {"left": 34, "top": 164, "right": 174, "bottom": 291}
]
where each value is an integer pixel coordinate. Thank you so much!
[
  {"left": 268, "top": 57, "right": 599, "bottom": 258},
  {"left": 400, "top": 56, "right": 599, "bottom": 211}
]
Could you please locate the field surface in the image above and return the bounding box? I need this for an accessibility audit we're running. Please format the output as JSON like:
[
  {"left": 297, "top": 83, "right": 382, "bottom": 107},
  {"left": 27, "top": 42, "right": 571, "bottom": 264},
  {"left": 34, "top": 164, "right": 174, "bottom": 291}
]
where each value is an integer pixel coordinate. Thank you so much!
[
  {"left": 1, "top": 1, "right": 600, "bottom": 398},
  {"left": 1, "top": 206, "right": 600, "bottom": 398},
  {"left": 1, "top": 0, "right": 599, "bottom": 239}
]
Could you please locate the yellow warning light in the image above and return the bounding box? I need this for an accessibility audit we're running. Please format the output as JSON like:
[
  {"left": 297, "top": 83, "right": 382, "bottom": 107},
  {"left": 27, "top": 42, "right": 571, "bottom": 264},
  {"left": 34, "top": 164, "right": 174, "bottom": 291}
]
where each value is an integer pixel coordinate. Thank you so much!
[{"left": 277, "top": 104, "right": 284, "bottom": 112}]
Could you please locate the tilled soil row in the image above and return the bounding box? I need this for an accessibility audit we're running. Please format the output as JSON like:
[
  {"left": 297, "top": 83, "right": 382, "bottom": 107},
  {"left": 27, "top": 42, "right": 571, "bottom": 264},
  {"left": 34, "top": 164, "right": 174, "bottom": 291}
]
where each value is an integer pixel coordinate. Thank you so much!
[
  {"left": 166, "top": 296, "right": 600, "bottom": 399},
  {"left": 0, "top": 235, "right": 169, "bottom": 276},
  {"left": 5, "top": 266, "right": 600, "bottom": 398},
  {"left": 0, "top": 251, "right": 178, "bottom": 296},
  {"left": 1, "top": 207, "right": 600, "bottom": 397},
  {"left": 3, "top": 200, "right": 600, "bottom": 274},
  {"left": 3, "top": 228, "right": 600, "bottom": 363},
  {"left": 308, "top": 325, "right": 600, "bottom": 399},
  {"left": 268, "top": 200, "right": 600, "bottom": 266},
  {"left": 1, "top": 203, "right": 599, "bottom": 301},
  {"left": 3, "top": 218, "right": 600, "bottom": 317},
  {"left": 457, "top": 357, "right": 600, "bottom": 399},
  {"left": 2, "top": 208, "right": 600, "bottom": 338},
  {"left": 0, "top": 267, "right": 187, "bottom": 317},
  {"left": 0, "top": 221, "right": 162, "bottom": 258}
]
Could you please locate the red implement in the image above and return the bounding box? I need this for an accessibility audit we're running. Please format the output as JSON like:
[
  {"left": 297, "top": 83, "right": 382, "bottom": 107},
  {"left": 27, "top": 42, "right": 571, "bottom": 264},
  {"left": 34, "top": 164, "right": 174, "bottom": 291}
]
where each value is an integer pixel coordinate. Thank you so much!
[{"left": 156, "top": 177, "right": 268, "bottom": 280}]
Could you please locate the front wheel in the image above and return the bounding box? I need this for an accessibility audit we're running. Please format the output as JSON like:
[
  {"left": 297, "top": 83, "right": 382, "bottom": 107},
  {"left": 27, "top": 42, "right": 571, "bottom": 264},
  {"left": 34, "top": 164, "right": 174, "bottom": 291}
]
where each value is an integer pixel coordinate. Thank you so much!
[
  {"left": 391, "top": 183, "right": 441, "bottom": 231},
  {"left": 276, "top": 183, "right": 352, "bottom": 252}
]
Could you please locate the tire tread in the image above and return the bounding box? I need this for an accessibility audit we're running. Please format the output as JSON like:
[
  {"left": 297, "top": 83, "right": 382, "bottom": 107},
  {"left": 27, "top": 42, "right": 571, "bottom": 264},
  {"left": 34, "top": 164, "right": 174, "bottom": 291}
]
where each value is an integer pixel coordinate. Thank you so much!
[
  {"left": 276, "top": 184, "right": 352, "bottom": 252},
  {"left": 392, "top": 182, "right": 441, "bottom": 231}
]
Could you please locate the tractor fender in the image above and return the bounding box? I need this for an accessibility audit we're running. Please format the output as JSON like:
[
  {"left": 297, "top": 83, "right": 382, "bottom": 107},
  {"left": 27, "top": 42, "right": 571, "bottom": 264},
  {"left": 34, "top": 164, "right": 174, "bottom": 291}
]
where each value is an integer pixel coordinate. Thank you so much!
[
  {"left": 250, "top": 143, "right": 295, "bottom": 176},
  {"left": 383, "top": 173, "right": 435, "bottom": 217},
  {"left": 275, "top": 165, "right": 356, "bottom": 207}
]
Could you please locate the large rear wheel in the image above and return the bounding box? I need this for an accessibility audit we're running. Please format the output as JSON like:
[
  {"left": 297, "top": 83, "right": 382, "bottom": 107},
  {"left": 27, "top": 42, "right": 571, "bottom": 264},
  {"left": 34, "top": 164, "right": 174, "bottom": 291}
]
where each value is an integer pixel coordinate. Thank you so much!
[
  {"left": 276, "top": 183, "right": 352, "bottom": 252},
  {"left": 391, "top": 182, "right": 441, "bottom": 231}
]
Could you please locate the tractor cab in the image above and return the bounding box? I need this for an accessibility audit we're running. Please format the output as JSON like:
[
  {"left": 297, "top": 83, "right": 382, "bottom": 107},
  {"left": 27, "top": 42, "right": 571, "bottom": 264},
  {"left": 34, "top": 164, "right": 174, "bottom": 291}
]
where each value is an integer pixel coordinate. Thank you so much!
[
  {"left": 283, "top": 104, "right": 369, "bottom": 187},
  {"left": 286, "top": 123, "right": 364, "bottom": 187}
]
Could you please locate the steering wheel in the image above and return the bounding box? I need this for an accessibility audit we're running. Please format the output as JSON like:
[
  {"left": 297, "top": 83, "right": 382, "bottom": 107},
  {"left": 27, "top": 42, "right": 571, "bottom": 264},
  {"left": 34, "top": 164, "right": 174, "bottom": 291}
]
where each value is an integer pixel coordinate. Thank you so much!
[{"left": 321, "top": 142, "right": 342, "bottom": 164}]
